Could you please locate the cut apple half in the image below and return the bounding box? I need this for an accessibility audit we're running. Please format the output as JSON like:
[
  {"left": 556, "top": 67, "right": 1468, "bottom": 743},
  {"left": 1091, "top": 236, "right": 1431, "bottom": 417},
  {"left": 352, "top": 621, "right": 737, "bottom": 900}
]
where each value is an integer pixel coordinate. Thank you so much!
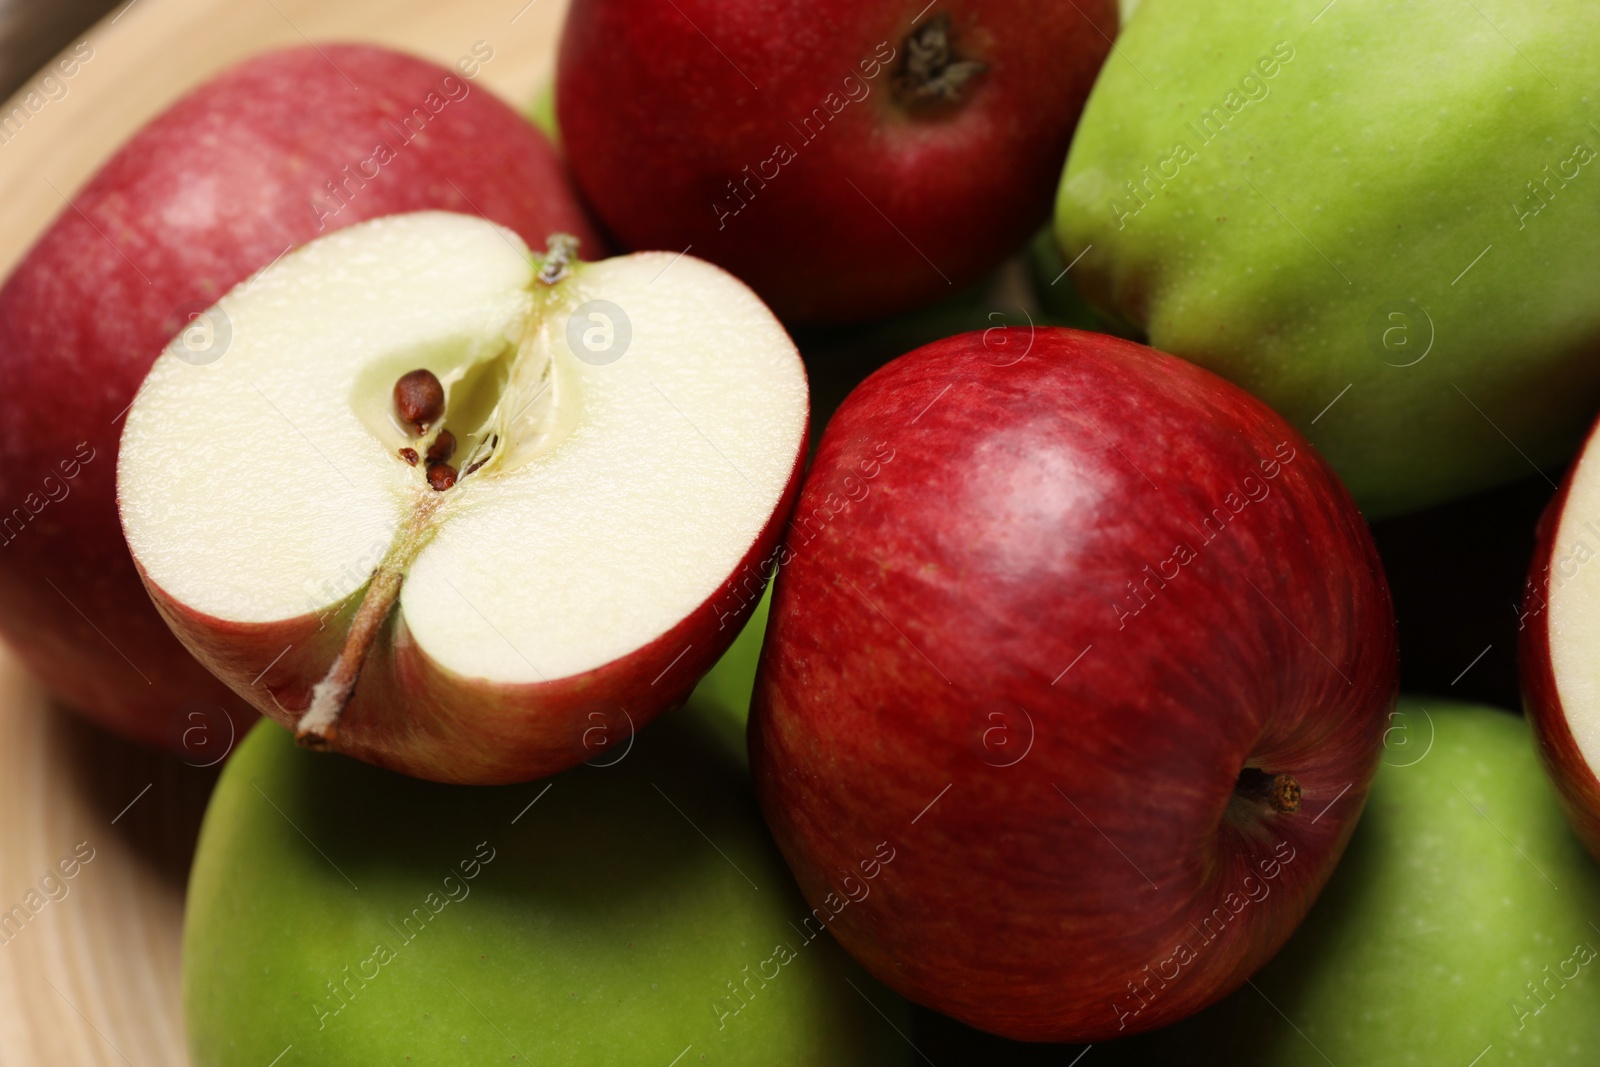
[
  {"left": 117, "top": 211, "right": 807, "bottom": 783},
  {"left": 1522, "top": 423, "right": 1600, "bottom": 860}
]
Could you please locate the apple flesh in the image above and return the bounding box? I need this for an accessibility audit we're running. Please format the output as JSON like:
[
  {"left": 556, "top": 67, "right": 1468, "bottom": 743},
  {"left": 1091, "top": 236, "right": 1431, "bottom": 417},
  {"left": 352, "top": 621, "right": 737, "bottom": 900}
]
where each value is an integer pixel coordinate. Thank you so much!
[
  {"left": 1519, "top": 415, "right": 1600, "bottom": 860},
  {"left": 183, "top": 633, "right": 908, "bottom": 1066},
  {"left": 1097, "top": 700, "right": 1600, "bottom": 1065},
  {"left": 749, "top": 327, "right": 1398, "bottom": 1041},
  {"left": 0, "top": 44, "right": 598, "bottom": 753},
  {"left": 118, "top": 211, "right": 807, "bottom": 784},
  {"left": 556, "top": 0, "right": 1117, "bottom": 325}
]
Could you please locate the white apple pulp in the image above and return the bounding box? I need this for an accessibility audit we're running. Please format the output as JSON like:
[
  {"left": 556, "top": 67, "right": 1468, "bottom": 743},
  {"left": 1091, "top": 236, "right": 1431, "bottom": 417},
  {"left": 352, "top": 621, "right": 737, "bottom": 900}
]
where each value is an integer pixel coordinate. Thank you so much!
[
  {"left": 1547, "top": 456, "right": 1600, "bottom": 781},
  {"left": 118, "top": 211, "right": 806, "bottom": 742}
]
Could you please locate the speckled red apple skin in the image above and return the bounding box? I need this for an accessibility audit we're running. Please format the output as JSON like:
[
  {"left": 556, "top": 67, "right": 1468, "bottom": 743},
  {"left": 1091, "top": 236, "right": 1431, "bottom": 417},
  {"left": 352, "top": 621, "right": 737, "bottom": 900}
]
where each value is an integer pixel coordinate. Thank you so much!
[
  {"left": 750, "top": 328, "right": 1398, "bottom": 1041},
  {"left": 1519, "top": 421, "right": 1600, "bottom": 860},
  {"left": 0, "top": 45, "right": 599, "bottom": 753},
  {"left": 556, "top": 0, "right": 1116, "bottom": 325}
]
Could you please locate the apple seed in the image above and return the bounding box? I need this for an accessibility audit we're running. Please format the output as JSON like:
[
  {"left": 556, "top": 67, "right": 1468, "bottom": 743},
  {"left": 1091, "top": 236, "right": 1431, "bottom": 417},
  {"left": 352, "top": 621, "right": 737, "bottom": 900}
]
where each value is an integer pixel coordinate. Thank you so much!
[
  {"left": 399, "top": 447, "right": 419, "bottom": 466},
  {"left": 426, "top": 429, "right": 456, "bottom": 465},
  {"left": 394, "top": 368, "right": 445, "bottom": 434},
  {"left": 427, "top": 463, "right": 458, "bottom": 491}
]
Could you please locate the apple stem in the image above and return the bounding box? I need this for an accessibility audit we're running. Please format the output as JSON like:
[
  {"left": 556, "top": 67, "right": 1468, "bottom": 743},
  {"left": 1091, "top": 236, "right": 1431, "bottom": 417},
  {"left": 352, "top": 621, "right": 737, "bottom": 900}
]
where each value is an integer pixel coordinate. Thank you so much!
[
  {"left": 895, "top": 12, "right": 987, "bottom": 109},
  {"left": 537, "top": 233, "right": 579, "bottom": 286},
  {"left": 1235, "top": 767, "right": 1302, "bottom": 814},
  {"left": 295, "top": 495, "right": 443, "bottom": 750}
]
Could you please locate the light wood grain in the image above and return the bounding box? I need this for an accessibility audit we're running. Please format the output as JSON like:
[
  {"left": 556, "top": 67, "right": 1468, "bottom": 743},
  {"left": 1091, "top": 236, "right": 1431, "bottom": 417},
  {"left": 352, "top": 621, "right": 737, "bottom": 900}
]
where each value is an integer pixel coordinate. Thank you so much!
[{"left": 0, "top": 1, "right": 565, "bottom": 1062}]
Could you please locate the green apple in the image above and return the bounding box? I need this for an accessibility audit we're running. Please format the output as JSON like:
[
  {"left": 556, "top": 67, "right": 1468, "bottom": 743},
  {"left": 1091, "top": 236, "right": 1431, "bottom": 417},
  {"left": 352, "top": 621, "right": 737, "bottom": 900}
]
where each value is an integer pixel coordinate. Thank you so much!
[
  {"left": 676, "top": 584, "right": 770, "bottom": 771},
  {"left": 1057, "top": 0, "right": 1600, "bottom": 517},
  {"left": 183, "top": 588, "right": 907, "bottom": 1066},
  {"left": 1024, "top": 228, "right": 1140, "bottom": 338},
  {"left": 1096, "top": 699, "right": 1600, "bottom": 1065},
  {"left": 528, "top": 75, "right": 560, "bottom": 151}
]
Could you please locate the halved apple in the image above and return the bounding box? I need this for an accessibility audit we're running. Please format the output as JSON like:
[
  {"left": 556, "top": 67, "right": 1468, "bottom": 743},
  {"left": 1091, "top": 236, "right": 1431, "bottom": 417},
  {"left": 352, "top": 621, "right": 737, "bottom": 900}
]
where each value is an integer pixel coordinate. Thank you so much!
[
  {"left": 117, "top": 211, "right": 807, "bottom": 784},
  {"left": 1520, "top": 419, "right": 1600, "bottom": 858}
]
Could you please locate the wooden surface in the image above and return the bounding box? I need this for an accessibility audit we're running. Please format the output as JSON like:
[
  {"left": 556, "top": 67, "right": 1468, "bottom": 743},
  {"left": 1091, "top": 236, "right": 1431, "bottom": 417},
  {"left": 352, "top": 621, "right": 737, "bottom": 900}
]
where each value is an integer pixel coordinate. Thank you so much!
[
  {"left": 0, "top": 0, "right": 121, "bottom": 99},
  {"left": 0, "top": 2, "right": 565, "bottom": 1062}
]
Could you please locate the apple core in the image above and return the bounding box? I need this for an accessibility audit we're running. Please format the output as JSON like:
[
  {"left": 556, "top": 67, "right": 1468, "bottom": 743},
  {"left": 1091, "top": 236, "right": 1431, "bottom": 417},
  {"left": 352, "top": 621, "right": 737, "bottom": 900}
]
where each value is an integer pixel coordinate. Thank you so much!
[{"left": 299, "top": 232, "right": 603, "bottom": 749}]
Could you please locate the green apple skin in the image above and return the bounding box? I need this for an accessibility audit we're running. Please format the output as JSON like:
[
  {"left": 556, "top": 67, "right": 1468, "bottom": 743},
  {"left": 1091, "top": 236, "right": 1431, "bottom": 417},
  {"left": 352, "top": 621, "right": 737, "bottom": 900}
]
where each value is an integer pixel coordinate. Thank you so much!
[
  {"left": 1024, "top": 228, "right": 1141, "bottom": 339},
  {"left": 1097, "top": 699, "right": 1600, "bottom": 1065},
  {"left": 183, "top": 589, "right": 905, "bottom": 1067},
  {"left": 528, "top": 76, "right": 560, "bottom": 152},
  {"left": 1058, "top": 0, "right": 1600, "bottom": 517},
  {"left": 679, "top": 584, "right": 769, "bottom": 771}
]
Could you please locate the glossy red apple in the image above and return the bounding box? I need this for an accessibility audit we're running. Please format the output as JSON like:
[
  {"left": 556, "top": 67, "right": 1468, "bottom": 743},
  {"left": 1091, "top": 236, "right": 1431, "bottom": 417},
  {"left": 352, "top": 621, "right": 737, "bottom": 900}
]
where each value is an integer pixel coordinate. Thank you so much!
[
  {"left": 0, "top": 45, "right": 598, "bottom": 753},
  {"left": 555, "top": 0, "right": 1116, "bottom": 325},
  {"left": 1519, "top": 417, "right": 1600, "bottom": 860},
  {"left": 749, "top": 327, "right": 1398, "bottom": 1041}
]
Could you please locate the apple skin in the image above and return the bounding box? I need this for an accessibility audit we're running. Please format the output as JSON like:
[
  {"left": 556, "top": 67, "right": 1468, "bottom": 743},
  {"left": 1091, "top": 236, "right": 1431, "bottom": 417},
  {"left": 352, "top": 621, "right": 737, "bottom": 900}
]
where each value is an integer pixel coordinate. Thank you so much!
[
  {"left": 1095, "top": 699, "right": 1600, "bottom": 1065},
  {"left": 183, "top": 616, "right": 908, "bottom": 1067},
  {"left": 135, "top": 442, "right": 804, "bottom": 785},
  {"left": 749, "top": 327, "right": 1398, "bottom": 1041},
  {"left": 555, "top": 0, "right": 1116, "bottom": 325},
  {"left": 1025, "top": 227, "right": 1140, "bottom": 340},
  {"left": 1057, "top": 0, "right": 1600, "bottom": 518},
  {"left": 0, "top": 45, "right": 599, "bottom": 753},
  {"left": 527, "top": 75, "right": 560, "bottom": 150},
  {"left": 1519, "top": 434, "right": 1600, "bottom": 860}
]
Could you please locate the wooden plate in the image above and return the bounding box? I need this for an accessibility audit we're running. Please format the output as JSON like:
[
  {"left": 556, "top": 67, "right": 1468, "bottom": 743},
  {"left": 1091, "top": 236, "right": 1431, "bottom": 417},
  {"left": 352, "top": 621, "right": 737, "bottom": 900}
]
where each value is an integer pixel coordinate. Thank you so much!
[{"left": 0, "top": 2, "right": 564, "bottom": 1061}]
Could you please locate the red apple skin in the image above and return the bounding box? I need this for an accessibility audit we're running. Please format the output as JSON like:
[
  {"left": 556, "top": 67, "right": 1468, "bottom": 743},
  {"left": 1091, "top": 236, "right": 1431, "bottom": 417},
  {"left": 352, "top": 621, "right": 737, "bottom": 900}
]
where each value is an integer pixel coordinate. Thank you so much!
[
  {"left": 0, "top": 45, "right": 600, "bottom": 754},
  {"left": 555, "top": 0, "right": 1115, "bottom": 325},
  {"left": 1518, "top": 434, "right": 1600, "bottom": 859},
  {"left": 133, "top": 434, "right": 805, "bottom": 785},
  {"left": 749, "top": 328, "right": 1398, "bottom": 1041}
]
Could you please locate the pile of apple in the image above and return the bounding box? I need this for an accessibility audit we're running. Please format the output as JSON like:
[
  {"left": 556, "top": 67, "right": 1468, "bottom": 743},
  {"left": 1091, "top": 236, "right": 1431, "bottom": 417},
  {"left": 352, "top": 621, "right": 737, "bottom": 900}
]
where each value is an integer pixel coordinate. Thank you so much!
[{"left": 5, "top": 0, "right": 1600, "bottom": 1062}]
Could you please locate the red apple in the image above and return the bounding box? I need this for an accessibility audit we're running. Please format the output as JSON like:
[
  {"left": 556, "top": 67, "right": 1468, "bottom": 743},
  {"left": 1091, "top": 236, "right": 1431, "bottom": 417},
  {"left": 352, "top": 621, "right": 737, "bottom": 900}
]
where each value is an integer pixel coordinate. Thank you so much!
[
  {"left": 0, "top": 45, "right": 599, "bottom": 753},
  {"left": 1519, "top": 419, "right": 1600, "bottom": 859},
  {"left": 749, "top": 327, "right": 1398, "bottom": 1041},
  {"left": 555, "top": 0, "right": 1116, "bottom": 325},
  {"left": 117, "top": 212, "right": 809, "bottom": 784}
]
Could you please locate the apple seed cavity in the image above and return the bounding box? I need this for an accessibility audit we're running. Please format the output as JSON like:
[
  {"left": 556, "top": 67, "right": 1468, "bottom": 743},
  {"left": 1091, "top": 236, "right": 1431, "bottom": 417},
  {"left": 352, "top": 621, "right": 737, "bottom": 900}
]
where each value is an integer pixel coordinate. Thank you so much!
[
  {"left": 1234, "top": 766, "right": 1302, "bottom": 814},
  {"left": 895, "top": 12, "right": 987, "bottom": 110},
  {"left": 460, "top": 435, "right": 497, "bottom": 480},
  {"left": 394, "top": 368, "right": 445, "bottom": 434},
  {"left": 295, "top": 233, "right": 585, "bottom": 751}
]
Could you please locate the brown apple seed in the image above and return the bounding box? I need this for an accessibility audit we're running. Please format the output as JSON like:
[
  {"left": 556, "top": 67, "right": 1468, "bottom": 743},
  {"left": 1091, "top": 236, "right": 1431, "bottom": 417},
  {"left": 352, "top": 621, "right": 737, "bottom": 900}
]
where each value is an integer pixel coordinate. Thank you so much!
[
  {"left": 426, "top": 429, "right": 456, "bottom": 465},
  {"left": 398, "top": 447, "right": 419, "bottom": 466},
  {"left": 394, "top": 369, "right": 445, "bottom": 434},
  {"left": 427, "top": 463, "right": 458, "bottom": 491}
]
